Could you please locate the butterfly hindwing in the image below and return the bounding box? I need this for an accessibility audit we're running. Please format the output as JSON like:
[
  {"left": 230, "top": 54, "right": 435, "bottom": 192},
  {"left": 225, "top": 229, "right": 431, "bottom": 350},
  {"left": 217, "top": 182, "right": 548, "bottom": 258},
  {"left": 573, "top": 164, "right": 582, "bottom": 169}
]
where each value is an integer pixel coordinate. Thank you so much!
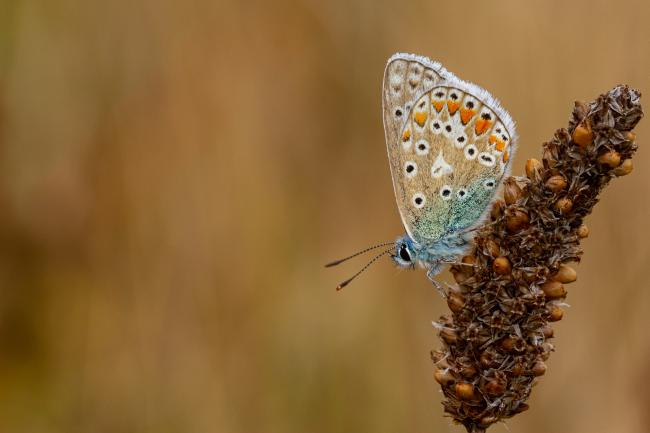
[{"left": 382, "top": 53, "right": 517, "bottom": 245}]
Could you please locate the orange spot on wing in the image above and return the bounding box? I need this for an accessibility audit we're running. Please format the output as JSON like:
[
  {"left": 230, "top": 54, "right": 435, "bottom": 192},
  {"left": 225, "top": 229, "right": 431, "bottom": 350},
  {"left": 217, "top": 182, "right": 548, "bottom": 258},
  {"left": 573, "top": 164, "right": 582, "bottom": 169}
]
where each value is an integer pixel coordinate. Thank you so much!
[
  {"left": 432, "top": 101, "right": 444, "bottom": 112},
  {"left": 489, "top": 134, "right": 497, "bottom": 144},
  {"left": 447, "top": 100, "right": 460, "bottom": 115},
  {"left": 503, "top": 151, "right": 509, "bottom": 162},
  {"left": 475, "top": 119, "right": 492, "bottom": 135},
  {"left": 496, "top": 140, "right": 507, "bottom": 151},
  {"left": 402, "top": 129, "right": 411, "bottom": 142},
  {"left": 460, "top": 108, "right": 476, "bottom": 125},
  {"left": 414, "top": 112, "right": 428, "bottom": 127}
]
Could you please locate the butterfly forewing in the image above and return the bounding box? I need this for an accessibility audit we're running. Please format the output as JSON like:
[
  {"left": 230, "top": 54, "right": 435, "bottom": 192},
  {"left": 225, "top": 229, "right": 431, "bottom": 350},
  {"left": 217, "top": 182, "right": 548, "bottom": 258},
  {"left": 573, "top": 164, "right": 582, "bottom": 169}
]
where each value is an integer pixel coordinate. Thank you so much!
[{"left": 382, "top": 54, "right": 517, "bottom": 245}]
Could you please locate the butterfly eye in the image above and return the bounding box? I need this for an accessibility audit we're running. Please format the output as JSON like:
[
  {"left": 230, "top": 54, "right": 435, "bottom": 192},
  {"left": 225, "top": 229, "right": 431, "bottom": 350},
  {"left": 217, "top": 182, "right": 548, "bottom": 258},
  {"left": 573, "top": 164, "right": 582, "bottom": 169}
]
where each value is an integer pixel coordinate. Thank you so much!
[
  {"left": 412, "top": 193, "right": 426, "bottom": 208},
  {"left": 456, "top": 188, "right": 468, "bottom": 199},
  {"left": 483, "top": 179, "right": 496, "bottom": 190},
  {"left": 399, "top": 244, "right": 412, "bottom": 262},
  {"left": 440, "top": 186, "right": 453, "bottom": 200},
  {"left": 404, "top": 161, "right": 418, "bottom": 178}
]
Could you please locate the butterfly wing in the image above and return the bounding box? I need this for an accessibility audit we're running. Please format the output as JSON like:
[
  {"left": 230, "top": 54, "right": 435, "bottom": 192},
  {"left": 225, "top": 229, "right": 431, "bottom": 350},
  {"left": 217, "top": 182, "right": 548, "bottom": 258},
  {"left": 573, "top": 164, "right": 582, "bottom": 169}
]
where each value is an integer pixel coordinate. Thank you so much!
[{"left": 382, "top": 53, "right": 517, "bottom": 245}]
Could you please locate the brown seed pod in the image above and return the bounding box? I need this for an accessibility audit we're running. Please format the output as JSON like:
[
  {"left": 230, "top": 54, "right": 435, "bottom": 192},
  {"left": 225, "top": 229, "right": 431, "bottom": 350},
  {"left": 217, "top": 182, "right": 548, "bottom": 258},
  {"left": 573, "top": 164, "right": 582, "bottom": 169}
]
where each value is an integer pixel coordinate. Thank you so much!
[
  {"left": 440, "top": 328, "right": 458, "bottom": 344},
  {"left": 525, "top": 158, "right": 543, "bottom": 180},
  {"left": 434, "top": 368, "right": 455, "bottom": 386},
  {"left": 455, "top": 382, "right": 475, "bottom": 401},
  {"left": 625, "top": 131, "right": 636, "bottom": 142},
  {"left": 598, "top": 150, "right": 622, "bottom": 168},
  {"left": 479, "top": 416, "right": 498, "bottom": 428},
  {"left": 504, "top": 179, "right": 522, "bottom": 205},
  {"left": 547, "top": 304, "right": 564, "bottom": 322},
  {"left": 541, "top": 324, "right": 554, "bottom": 339},
  {"left": 457, "top": 255, "right": 476, "bottom": 278},
  {"left": 553, "top": 265, "right": 577, "bottom": 283},
  {"left": 545, "top": 175, "right": 567, "bottom": 192},
  {"left": 451, "top": 269, "right": 468, "bottom": 284},
  {"left": 577, "top": 224, "right": 589, "bottom": 238},
  {"left": 505, "top": 209, "right": 530, "bottom": 233},
  {"left": 613, "top": 159, "right": 633, "bottom": 176},
  {"left": 532, "top": 360, "right": 547, "bottom": 377},
  {"left": 485, "top": 239, "right": 501, "bottom": 257},
  {"left": 447, "top": 292, "right": 466, "bottom": 313},
  {"left": 484, "top": 379, "right": 506, "bottom": 396},
  {"left": 572, "top": 123, "right": 593, "bottom": 148},
  {"left": 459, "top": 364, "right": 477, "bottom": 378},
  {"left": 555, "top": 197, "right": 573, "bottom": 214},
  {"left": 490, "top": 199, "right": 505, "bottom": 220},
  {"left": 541, "top": 281, "right": 567, "bottom": 299},
  {"left": 493, "top": 256, "right": 512, "bottom": 275}
]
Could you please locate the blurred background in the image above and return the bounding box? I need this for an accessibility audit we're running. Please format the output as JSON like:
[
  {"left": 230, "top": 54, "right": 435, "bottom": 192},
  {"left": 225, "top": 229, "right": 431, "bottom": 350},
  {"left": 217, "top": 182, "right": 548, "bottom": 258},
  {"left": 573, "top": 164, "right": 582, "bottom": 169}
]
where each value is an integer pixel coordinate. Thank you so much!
[{"left": 0, "top": 0, "right": 648, "bottom": 432}]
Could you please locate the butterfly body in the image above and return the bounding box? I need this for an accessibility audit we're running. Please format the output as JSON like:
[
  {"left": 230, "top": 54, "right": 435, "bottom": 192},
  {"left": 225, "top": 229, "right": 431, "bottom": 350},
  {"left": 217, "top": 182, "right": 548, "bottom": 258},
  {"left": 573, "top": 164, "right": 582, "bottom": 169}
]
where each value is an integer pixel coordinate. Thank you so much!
[{"left": 383, "top": 53, "right": 517, "bottom": 280}]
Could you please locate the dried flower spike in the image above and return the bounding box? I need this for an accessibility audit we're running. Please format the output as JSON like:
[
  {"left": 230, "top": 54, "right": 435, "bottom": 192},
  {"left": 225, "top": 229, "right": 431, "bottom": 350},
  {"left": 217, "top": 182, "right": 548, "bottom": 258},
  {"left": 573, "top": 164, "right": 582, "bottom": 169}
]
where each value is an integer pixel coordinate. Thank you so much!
[{"left": 438, "top": 85, "right": 642, "bottom": 433}]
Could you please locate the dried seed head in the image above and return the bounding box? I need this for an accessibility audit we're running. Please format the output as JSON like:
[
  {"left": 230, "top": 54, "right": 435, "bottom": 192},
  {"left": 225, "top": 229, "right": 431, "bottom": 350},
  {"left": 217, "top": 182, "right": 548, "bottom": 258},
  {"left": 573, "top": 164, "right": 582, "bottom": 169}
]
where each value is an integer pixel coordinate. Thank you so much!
[
  {"left": 493, "top": 256, "right": 512, "bottom": 275},
  {"left": 541, "top": 281, "right": 567, "bottom": 299},
  {"left": 532, "top": 360, "right": 547, "bottom": 376},
  {"left": 447, "top": 292, "right": 466, "bottom": 313},
  {"left": 434, "top": 368, "right": 455, "bottom": 386},
  {"left": 545, "top": 175, "right": 567, "bottom": 193},
  {"left": 613, "top": 159, "right": 633, "bottom": 176},
  {"left": 485, "top": 239, "right": 501, "bottom": 258},
  {"left": 625, "top": 131, "right": 636, "bottom": 142},
  {"left": 553, "top": 264, "right": 577, "bottom": 283},
  {"left": 547, "top": 304, "right": 564, "bottom": 322},
  {"left": 598, "top": 150, "right": 622, "bottom": 168},
  {"left": 572, "top": 124, "right": 593, "bottom": 148},
  {"left": 555, "top": 197, "right": 573, "bottom": 214},
  {"left": 505, "top": 209, "right": 530, "bottom": 233},
  {"left": 577, "top": 224, "right": 589, "bottom": 238},
  {"left": 504, "top": 179, "right": 522, "bottom": 205},
  {"left": 525, "top": 158, "right": 543, "bottom": 180},
  {"left": 455, "top": 382, "right": 475, "bottom": 400}
]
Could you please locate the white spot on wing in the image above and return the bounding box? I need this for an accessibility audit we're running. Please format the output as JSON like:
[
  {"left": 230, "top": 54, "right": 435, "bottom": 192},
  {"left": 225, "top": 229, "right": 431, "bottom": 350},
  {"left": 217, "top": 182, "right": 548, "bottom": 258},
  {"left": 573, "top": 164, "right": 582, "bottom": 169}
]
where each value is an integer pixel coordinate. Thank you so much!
[
  {"left": 404, "top": 161, "right": 417, "bottom": 178},
  {"left": 431, "top": 151, "right": 453, "bottom": 178},
  {"left": 478, "top": 152, "right": 496, "bottom": 167},
  {"left": 439, "top": 185, "right": 453, "bottom": 200},
  {"left": 415, "top": 139, "right": 430, "bottom": 156},
  {"left": 464, "top": 144, "right": 478, "bottom": 160},
  {"left": 412, "top": 192, "right": 426, "bottom": 208}
]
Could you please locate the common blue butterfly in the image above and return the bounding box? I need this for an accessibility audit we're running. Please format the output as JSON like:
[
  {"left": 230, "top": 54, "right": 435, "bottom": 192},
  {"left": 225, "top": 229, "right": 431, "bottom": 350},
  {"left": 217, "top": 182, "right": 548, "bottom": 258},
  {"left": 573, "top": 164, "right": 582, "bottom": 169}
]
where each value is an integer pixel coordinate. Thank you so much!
[{"left": 327, "top": 53, "right": 517, "bottom": 290}]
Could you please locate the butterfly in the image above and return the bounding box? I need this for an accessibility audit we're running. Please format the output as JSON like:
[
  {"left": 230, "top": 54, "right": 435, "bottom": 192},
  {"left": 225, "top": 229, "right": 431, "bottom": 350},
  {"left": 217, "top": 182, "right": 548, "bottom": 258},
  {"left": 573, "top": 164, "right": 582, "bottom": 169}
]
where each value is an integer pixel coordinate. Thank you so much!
[{"left": 327, "top": 53, "right": 517, "bottom": 290}]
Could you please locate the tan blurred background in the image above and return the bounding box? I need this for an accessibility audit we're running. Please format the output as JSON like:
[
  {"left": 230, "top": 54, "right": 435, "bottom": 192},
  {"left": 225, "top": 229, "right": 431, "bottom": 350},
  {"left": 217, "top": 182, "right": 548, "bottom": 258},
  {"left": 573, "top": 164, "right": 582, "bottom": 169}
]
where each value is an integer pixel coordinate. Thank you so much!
[{"left": 0, "top": 0, "right": 648, "bottom": 432}]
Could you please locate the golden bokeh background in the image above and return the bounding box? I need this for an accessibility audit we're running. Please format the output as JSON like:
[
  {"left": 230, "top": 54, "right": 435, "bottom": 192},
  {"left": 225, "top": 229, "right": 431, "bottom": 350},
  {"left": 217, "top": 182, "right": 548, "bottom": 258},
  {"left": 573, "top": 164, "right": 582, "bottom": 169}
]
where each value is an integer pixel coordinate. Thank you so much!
[{"left": 0, "top": 0, "right": 649, "bottom": 432}]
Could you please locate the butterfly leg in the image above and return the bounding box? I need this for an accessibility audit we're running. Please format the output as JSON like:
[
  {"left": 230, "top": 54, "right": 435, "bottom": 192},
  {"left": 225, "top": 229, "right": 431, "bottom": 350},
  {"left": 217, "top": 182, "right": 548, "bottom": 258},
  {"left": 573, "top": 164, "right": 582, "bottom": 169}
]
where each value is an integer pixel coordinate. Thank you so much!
[{"left": 426, "top": 267, "right": 448, "bottom": 298}]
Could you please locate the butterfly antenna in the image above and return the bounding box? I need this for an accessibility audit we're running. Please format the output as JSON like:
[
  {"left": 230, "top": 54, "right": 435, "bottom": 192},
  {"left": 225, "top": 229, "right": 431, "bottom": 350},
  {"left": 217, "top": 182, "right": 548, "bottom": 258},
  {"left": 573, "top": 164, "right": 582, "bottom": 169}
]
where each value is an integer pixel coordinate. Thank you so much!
[
  {"left": 324, "top": 242, "right": 394, "bottom": 268},
  {"left": 335, "top": 248, "right": 393, "bottom": 291}
]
